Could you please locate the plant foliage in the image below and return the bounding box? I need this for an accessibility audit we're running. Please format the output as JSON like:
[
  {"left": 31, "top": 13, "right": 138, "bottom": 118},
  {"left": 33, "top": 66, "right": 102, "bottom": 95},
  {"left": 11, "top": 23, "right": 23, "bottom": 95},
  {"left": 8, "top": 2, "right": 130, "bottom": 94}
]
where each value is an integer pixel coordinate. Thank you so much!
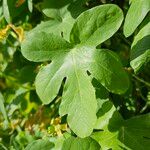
[{"left": 0, "top": 0, "right": 150, "bottom": 149}]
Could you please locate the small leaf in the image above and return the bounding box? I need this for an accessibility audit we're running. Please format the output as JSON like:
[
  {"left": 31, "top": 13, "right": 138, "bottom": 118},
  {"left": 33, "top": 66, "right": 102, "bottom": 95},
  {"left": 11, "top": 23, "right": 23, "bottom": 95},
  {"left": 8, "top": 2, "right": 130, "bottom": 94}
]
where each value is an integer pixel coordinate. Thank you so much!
[
  {"left": 124, "top": 0, "right": 150, "bottom": 37},
  {"left": 62, "top": 136, "right": 101, "bottom": 150}
]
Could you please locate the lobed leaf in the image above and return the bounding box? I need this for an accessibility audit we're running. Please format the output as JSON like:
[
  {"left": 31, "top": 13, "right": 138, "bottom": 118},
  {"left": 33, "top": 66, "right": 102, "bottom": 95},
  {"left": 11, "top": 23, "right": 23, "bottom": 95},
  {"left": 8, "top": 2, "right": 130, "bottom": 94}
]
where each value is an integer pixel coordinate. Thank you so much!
[{"left": 21, "top": 4, "right": 129, "bottom": 138}]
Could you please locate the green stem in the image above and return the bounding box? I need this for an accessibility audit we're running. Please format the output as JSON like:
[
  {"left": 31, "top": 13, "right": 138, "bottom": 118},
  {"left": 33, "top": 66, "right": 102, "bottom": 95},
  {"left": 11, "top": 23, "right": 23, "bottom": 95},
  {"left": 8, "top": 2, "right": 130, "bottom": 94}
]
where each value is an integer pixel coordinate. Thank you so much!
[
  {"left": 117, "top": 33, "right": 132, "bottom": 46},
  {"left": 140, "top": 104, "right": 148, "bottom": 113},
  {"left": 133, "top": 74, "right": 150, "bottom": 87}
]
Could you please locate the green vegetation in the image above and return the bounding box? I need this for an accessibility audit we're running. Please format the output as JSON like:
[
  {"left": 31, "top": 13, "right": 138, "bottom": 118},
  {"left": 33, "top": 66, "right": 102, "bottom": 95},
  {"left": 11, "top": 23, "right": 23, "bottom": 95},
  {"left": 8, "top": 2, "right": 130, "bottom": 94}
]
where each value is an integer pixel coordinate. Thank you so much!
[{"left": 0, "top": 0, "right": 150, "bottom": 149}]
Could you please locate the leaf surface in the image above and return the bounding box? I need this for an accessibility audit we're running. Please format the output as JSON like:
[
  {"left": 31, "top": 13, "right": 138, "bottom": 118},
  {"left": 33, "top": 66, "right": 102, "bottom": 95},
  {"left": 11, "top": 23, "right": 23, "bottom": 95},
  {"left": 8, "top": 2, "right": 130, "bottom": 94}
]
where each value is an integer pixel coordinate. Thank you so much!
[
  {"left": 89, "top": 49, "right": 129, "bottom": 94},
  {"left": 31, "top": 0, "right": 88, "bottom": 41},
  {"left": 62, "top": 136, "right": 101, "bottom": 150},
  {"left": 2, "top": 0, "right": 27, "bottom": 23},
  {"left": 25, "top": 139, "right": 54, "bottom": 150},
  {"left": 92, "top": 102, "right": 150, "bottom": 150},
  {"left": 130, "top": 22, "right": 150, "bottom": 73},
  {"left": 70, "top": 4, "right": 123, "bottom": 46},
  {"left": 21, "top": 32, "right": 73, "bottom": 62},
  {"left": 21, "top": 4, "right": 129, "bottom": 137},
  {"left": 124, "top": 0, "right": 150, "bottom": 37}
]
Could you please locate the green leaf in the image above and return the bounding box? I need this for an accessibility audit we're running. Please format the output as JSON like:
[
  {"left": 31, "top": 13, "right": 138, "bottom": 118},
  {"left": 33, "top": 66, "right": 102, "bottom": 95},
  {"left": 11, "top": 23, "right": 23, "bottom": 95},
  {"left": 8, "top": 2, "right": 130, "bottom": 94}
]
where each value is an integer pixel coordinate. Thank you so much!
[
  {"left": 29, "top": 19, "right": 74, "bottom": 42},
  {"left": 124, "top": 0, "right": 150, "bottom": 37},
  {"left": 2, "top": 0, "right": 27, "bottom": 23},
  {"left": 34, "top": 0, "right": 87, "bottom": 41},
  {"left": 92, "top": 111, "right": 150, "bottom": 150},
  {"left": 28, "top": 0, "right": 33, "bottom": 12},
  {"left": 25, "top": 139, "right": 54, "bottom": 150},
  {"left": 2, "top": 0, "right": 10, "bottom": 23},
  {"left": 59, "top": 69, "right": 97, "bottom": 137},
  {"left": 41, "top": 0, "right": 68, "bottom": 19},
  {"left": 21, "top": 32, "right": 73, "bottom": 62},
  {"left": 70, "top": 4, "right": 123, "bottom": 46},
  {"left": 19, "top": 65, "right": 36, "bottom": 83},
  {"left": 42, "top": 0, "right": 87, "bottom": 19},
  {"left": 62, "top": 136, "right": 101, "bottom": 150},
  {"left": 21, "top": 4, "right": 129, "bottom": 138},
  {"left": 0, "top": 92, "right": 8, "bottom": 122},
  {"left": 95, "top": 100, "right": 116, "bottom": 129},
  {"left": 92, "top": 78, "right": 109, "bottom": 107},
  {"left": 89, "top": 49, "right": 129, "bottom": 94},
  {"left": 34, "top": 45, "right": 97, "bottom": 137},
  {"left": 130, "top": 22, "right": 150, "bottom": 73},
  {"left": 28, "top": 20, "right": 66, "bottom": 37},
  {"left": 50, "top": 136, "right": 65, "bottom": 150}
]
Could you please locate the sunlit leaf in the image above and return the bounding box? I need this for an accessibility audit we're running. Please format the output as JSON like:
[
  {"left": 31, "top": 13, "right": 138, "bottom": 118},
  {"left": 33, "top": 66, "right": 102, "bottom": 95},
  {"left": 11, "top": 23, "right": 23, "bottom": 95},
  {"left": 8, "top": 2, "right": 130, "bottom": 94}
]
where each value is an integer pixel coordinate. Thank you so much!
[
  {"left": 124, "top": 0, "right": 150, "bottom": 37},
  {"left": 21, "top": 4, "right": 129, "bottom": 138}
]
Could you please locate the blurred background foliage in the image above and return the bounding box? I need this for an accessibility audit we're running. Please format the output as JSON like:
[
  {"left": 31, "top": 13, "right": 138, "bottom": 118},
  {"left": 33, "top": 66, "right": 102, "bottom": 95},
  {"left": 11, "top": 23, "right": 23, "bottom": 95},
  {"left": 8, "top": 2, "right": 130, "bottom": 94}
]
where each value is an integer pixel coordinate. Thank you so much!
[{"left": 0, "top": 0, "right": 150, "bottom": 149}]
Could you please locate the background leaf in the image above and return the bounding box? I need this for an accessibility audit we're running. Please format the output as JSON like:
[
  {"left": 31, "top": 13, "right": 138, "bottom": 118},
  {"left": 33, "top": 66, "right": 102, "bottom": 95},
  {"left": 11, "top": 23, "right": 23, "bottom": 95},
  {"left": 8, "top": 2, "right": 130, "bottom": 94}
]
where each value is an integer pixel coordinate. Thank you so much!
[
  {"left": 2, "top": 0, "right": 27, "bottom": 23},
  {"left": 124, "top": 0, "right": 150, "bottom": 37},
  {"left": 92, "top": 111, "right": 150, "bottom": 150},
  {"left": 25, "top": 139, "right": 54, "bottom": 150},
  {"left": 130, "top": 22, "right": 150, "bottom": 73},
  {"left": 62, "top": 136, "right": 101, "bottom": 150},
  {"left": 28, "top": 0, "right": 33, "bottom": 12},
  {"left": 2, "top": 0, "right": 10, "bottom": 23},
  {"left": 31, "top": 0, "right": 88, "bottom": 41},
  {"left": 0, "top": 92, "right": 8, "bottom": 122}
]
